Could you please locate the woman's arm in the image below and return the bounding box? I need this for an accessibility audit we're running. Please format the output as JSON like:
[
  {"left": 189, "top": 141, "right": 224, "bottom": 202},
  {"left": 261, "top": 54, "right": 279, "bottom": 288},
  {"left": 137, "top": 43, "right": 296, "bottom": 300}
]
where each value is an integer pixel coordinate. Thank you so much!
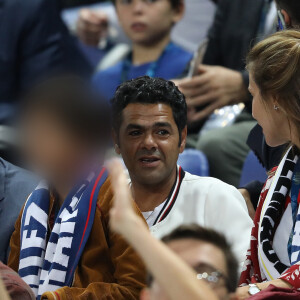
[
  {"left": 237, "top": 279, "right": 292, "bottom": 300},
  {"left": 107, "top": 159, "right": 218, "bottom": 300},
  {"left": 237, "top": 261, "right": 300, "bottom": 299}
]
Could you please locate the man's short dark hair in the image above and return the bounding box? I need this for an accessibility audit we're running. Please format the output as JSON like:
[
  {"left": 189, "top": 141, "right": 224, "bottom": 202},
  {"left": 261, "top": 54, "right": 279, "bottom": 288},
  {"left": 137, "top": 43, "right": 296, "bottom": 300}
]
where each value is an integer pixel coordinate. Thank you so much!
[
  {"left": 111, "top": 76, "right": 187, "bottom": 144},
  {"left": 112, "top": 0, "right": 182, "bottom": 10},
  {"left": 22, "top": 75, "right": 110, "bottom": 148},
  {"left": 159, "top": 225, "right": 239, "bottom": 293},
  {"left": 276, "top": 0, "right": 300, "bottom": 25}
]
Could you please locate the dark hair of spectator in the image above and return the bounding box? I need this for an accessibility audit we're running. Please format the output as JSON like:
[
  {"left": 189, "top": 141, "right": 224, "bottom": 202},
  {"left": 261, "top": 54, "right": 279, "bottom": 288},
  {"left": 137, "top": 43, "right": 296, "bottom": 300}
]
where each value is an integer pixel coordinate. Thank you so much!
[
  {"left": 151, "top": 225, "right": 239, "bottom": 293},
  {"left": 276, "top": 0, "right": 300, "bottom": 26},
  {"left": 21, "top": 75, "right": 110, "bottom": 149},
  {"left": 111, "top": 0, "right": 182, "bottom": 10},
  {"left": 111, "top": 76, "right": 187, "bottom": 145}
]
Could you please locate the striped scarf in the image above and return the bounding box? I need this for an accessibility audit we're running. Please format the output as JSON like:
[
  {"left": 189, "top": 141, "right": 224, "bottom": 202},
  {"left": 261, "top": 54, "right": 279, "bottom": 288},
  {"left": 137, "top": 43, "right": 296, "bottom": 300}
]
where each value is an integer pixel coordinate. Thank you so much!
[
  {"left": 18, "top": 168, "right": 107, "bottom": 299},
  {"left": 240, "top": 147, "right": 300, "bottom": 284}
]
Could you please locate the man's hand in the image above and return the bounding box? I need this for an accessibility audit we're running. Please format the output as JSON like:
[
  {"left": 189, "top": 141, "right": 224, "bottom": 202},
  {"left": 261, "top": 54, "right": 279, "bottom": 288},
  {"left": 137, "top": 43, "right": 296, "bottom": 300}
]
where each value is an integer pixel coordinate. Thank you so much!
[
  {"left": 76, "top": 9, "right": 108, "bottom": 47},
  {"left": 107, "top": 159, "right": 146, "bottom": 240},
  {"left": 239, "top": 188, "right": 255, "bottom": 220},
  {"left": 176, "top": 65, "right": 248, "bottom": 122}
]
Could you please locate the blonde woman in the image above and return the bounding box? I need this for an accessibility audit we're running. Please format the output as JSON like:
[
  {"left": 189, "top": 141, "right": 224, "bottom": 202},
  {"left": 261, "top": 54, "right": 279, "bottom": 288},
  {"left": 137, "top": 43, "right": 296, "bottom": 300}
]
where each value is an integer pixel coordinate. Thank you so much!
[{"left": 239, "top": 30, "right": 300, "bottom": 298}]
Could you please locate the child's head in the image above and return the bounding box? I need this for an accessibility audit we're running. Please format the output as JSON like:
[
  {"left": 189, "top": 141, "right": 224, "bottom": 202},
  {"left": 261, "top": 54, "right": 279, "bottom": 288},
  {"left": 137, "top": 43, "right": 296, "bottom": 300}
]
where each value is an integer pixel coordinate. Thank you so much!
[
  {"left": 20, "top": 75, "right": 110, "bottom": 186},
  {"left": 113, "top": 0, "right": 184, "bottom": 46}
]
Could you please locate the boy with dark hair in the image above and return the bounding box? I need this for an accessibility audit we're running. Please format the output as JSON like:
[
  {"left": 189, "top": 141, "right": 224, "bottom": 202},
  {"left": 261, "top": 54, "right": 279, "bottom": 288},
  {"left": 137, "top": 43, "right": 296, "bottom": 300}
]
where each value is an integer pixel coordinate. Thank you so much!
[
  {"left": 8, "top": 76, "right": 146, "bottom": 300},
  {"left": 93, "top": 0, "right": 192, "bottom": 101},
  {"left": 111, "top": 76, "right": 252, "bottom": 270},
  {"left": 142, "top": 224, "right": 239, "bottom": 300}
]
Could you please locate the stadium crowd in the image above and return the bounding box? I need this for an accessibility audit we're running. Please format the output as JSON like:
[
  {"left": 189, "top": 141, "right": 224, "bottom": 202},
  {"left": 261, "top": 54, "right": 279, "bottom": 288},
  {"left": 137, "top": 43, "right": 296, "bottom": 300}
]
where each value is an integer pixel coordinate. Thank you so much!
[{"left": 0, "top": 0, "right": 299, "bottom": 299}]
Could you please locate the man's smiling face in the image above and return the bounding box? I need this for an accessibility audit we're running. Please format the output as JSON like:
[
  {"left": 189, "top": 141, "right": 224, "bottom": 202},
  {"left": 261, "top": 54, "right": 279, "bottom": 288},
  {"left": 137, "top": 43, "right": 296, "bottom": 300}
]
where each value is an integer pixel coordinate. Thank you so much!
[{"left": 116, "top": 103, "right": 186, "bottom": 187}]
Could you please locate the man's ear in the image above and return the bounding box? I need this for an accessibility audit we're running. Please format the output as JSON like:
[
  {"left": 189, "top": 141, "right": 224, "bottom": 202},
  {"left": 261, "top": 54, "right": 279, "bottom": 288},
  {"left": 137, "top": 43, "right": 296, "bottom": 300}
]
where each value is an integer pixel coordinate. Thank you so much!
[
  {"left": 112, "top": 129, "right": 121, "bottom": 155},
  {"left": 179, "top": 126, "right": 187, "bottom": 154},
  {"left": 140, "top": 288, "right": 151, "bottom": 300},
  {"left": 281, "top": 9, "right": 291, "bottom": 26},
  {"left": 172, "top": 0, "right": 185, "bottom": 24}
]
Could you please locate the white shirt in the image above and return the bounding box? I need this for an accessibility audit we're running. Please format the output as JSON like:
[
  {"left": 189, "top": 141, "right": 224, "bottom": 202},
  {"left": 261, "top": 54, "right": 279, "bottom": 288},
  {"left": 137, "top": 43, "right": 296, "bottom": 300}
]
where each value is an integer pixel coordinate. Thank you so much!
[
  {"left": 147, "top": 167, "right": 253, "bottom": 271},
  {"left": 142, "top": 200, "right": 167, "bottom": 227}
]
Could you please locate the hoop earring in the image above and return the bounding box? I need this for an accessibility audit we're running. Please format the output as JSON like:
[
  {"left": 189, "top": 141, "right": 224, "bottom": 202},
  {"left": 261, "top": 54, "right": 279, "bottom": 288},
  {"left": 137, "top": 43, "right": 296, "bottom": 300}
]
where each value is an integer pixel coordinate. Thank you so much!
[{"left": 274, "top": 105, "right": 279, "bottom": 111}]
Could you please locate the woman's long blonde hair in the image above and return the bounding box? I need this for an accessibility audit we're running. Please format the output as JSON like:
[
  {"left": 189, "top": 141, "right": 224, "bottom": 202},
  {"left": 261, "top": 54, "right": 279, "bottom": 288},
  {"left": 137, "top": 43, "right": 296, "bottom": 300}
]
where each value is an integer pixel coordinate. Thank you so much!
[{"left": 247, "top": 30, "right": 300, "bottom": 135}]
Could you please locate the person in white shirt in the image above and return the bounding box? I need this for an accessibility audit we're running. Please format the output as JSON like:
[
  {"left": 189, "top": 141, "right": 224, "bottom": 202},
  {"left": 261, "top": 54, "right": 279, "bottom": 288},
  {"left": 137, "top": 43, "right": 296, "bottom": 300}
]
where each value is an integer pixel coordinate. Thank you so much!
[{"left": 111, "top": 76, "right": 253, "bottom": 268}]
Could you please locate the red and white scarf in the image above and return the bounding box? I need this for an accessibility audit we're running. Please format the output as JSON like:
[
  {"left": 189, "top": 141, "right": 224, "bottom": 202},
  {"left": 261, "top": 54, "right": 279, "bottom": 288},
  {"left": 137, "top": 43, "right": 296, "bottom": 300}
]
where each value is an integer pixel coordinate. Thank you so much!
[{"left": 240, "top": 147, "right": 300, "bottom": 288}]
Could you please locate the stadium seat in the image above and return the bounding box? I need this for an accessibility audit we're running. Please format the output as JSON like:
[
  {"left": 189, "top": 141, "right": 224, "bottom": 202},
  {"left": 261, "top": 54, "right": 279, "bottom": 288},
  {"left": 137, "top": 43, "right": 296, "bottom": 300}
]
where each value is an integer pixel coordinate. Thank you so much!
[
  {"left": 239, "top": 151, "right": 267, "bottom": 187},
  {"left": 178, "top": 149, "right": 209, "bottom": 177}
]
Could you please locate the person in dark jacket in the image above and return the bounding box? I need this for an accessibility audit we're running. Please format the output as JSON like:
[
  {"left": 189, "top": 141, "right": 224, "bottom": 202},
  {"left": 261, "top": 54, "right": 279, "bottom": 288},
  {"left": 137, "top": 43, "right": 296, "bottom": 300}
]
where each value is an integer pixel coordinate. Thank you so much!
[
  {"left": 0, "top": 0, "right": 92, "bottom": 124},
  {"left": 176, "top": 0, "right": 277, "bottom": 187},
  {"left": 0, "top": 158, "right": 37, "bottom": 263}
]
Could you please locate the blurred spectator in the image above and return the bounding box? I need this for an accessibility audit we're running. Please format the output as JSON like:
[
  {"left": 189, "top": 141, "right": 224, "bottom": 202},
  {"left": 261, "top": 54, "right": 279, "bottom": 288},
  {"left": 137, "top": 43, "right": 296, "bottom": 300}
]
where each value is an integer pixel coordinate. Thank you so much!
[
  {"left": 111, "top": 76, "right": 252, "bottom": 268},
  {"left": 77, "top": 8, "right": 109, "bottom": 47},
  {"left": 0, "top": 158, "right": 37, "bottom": 263},
  {"left": 0, "top": 276, "right": 10, "bottom": 300},
  {"left": 75, "top": 0, "right": 216, "bottom": 52},
  {"left": 0, "top": 0, "right": 92, "bottom": 124},
  {"left": 8, "top": 76, "right": 146, "bottom": 299},
  {"left": 141, "top": 225, "right": 239, "bottom": 300},
  {"left": 176, "top": 0, "right": 278, "bottom": 187},
  {"left": 0, "top": 261, "right": 35, "bottom": 300},
  {"left": 93, "top": 0, "right": 193, "bottom": 101}
]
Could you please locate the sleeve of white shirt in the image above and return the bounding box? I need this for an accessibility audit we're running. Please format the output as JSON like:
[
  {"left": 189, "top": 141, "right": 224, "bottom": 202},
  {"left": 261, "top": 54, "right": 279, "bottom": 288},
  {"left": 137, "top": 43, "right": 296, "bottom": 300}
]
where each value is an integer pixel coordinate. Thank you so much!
[{"left": 204, "top": 180, "right": 253, "bottom": 273}]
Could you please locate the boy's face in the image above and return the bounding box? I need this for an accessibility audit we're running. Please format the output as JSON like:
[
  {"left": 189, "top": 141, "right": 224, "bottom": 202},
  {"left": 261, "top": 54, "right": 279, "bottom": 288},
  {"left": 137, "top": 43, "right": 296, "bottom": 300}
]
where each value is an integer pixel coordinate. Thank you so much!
[
  {"left": 21, "top": 110, "right": 91, "bottom": 185},
  {"left": 115, "top": 0, "right": 184, "bottom": 46}
]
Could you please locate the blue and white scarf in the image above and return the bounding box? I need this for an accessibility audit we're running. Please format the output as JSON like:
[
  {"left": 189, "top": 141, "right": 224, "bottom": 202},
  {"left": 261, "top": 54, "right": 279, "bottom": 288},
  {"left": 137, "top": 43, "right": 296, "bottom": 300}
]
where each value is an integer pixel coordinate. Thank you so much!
[{"left": 18, "top": 168, "right": 108, "bottom": 299}]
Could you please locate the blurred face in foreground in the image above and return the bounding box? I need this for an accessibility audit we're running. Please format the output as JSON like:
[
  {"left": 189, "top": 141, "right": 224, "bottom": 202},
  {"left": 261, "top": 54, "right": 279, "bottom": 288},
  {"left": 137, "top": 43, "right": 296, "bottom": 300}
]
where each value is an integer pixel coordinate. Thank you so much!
[
  {"left": 115, "top": 0, "right": 184, "bottom": 46},
  {"left": 140, "top": 238, "right": 236, "bottom": 300},
  {"left": 115, "top": 103, "right": 186, "bottom": 187},
  {"left": 21, "top": 109, "right": 95, "bottom": 188}
]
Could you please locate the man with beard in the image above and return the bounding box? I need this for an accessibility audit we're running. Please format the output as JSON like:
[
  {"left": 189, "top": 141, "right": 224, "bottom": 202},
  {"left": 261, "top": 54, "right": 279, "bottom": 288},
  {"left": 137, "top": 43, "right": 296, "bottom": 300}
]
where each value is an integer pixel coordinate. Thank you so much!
[{"left": 111, "top": 76, "right": 253, "bottom": 269}]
